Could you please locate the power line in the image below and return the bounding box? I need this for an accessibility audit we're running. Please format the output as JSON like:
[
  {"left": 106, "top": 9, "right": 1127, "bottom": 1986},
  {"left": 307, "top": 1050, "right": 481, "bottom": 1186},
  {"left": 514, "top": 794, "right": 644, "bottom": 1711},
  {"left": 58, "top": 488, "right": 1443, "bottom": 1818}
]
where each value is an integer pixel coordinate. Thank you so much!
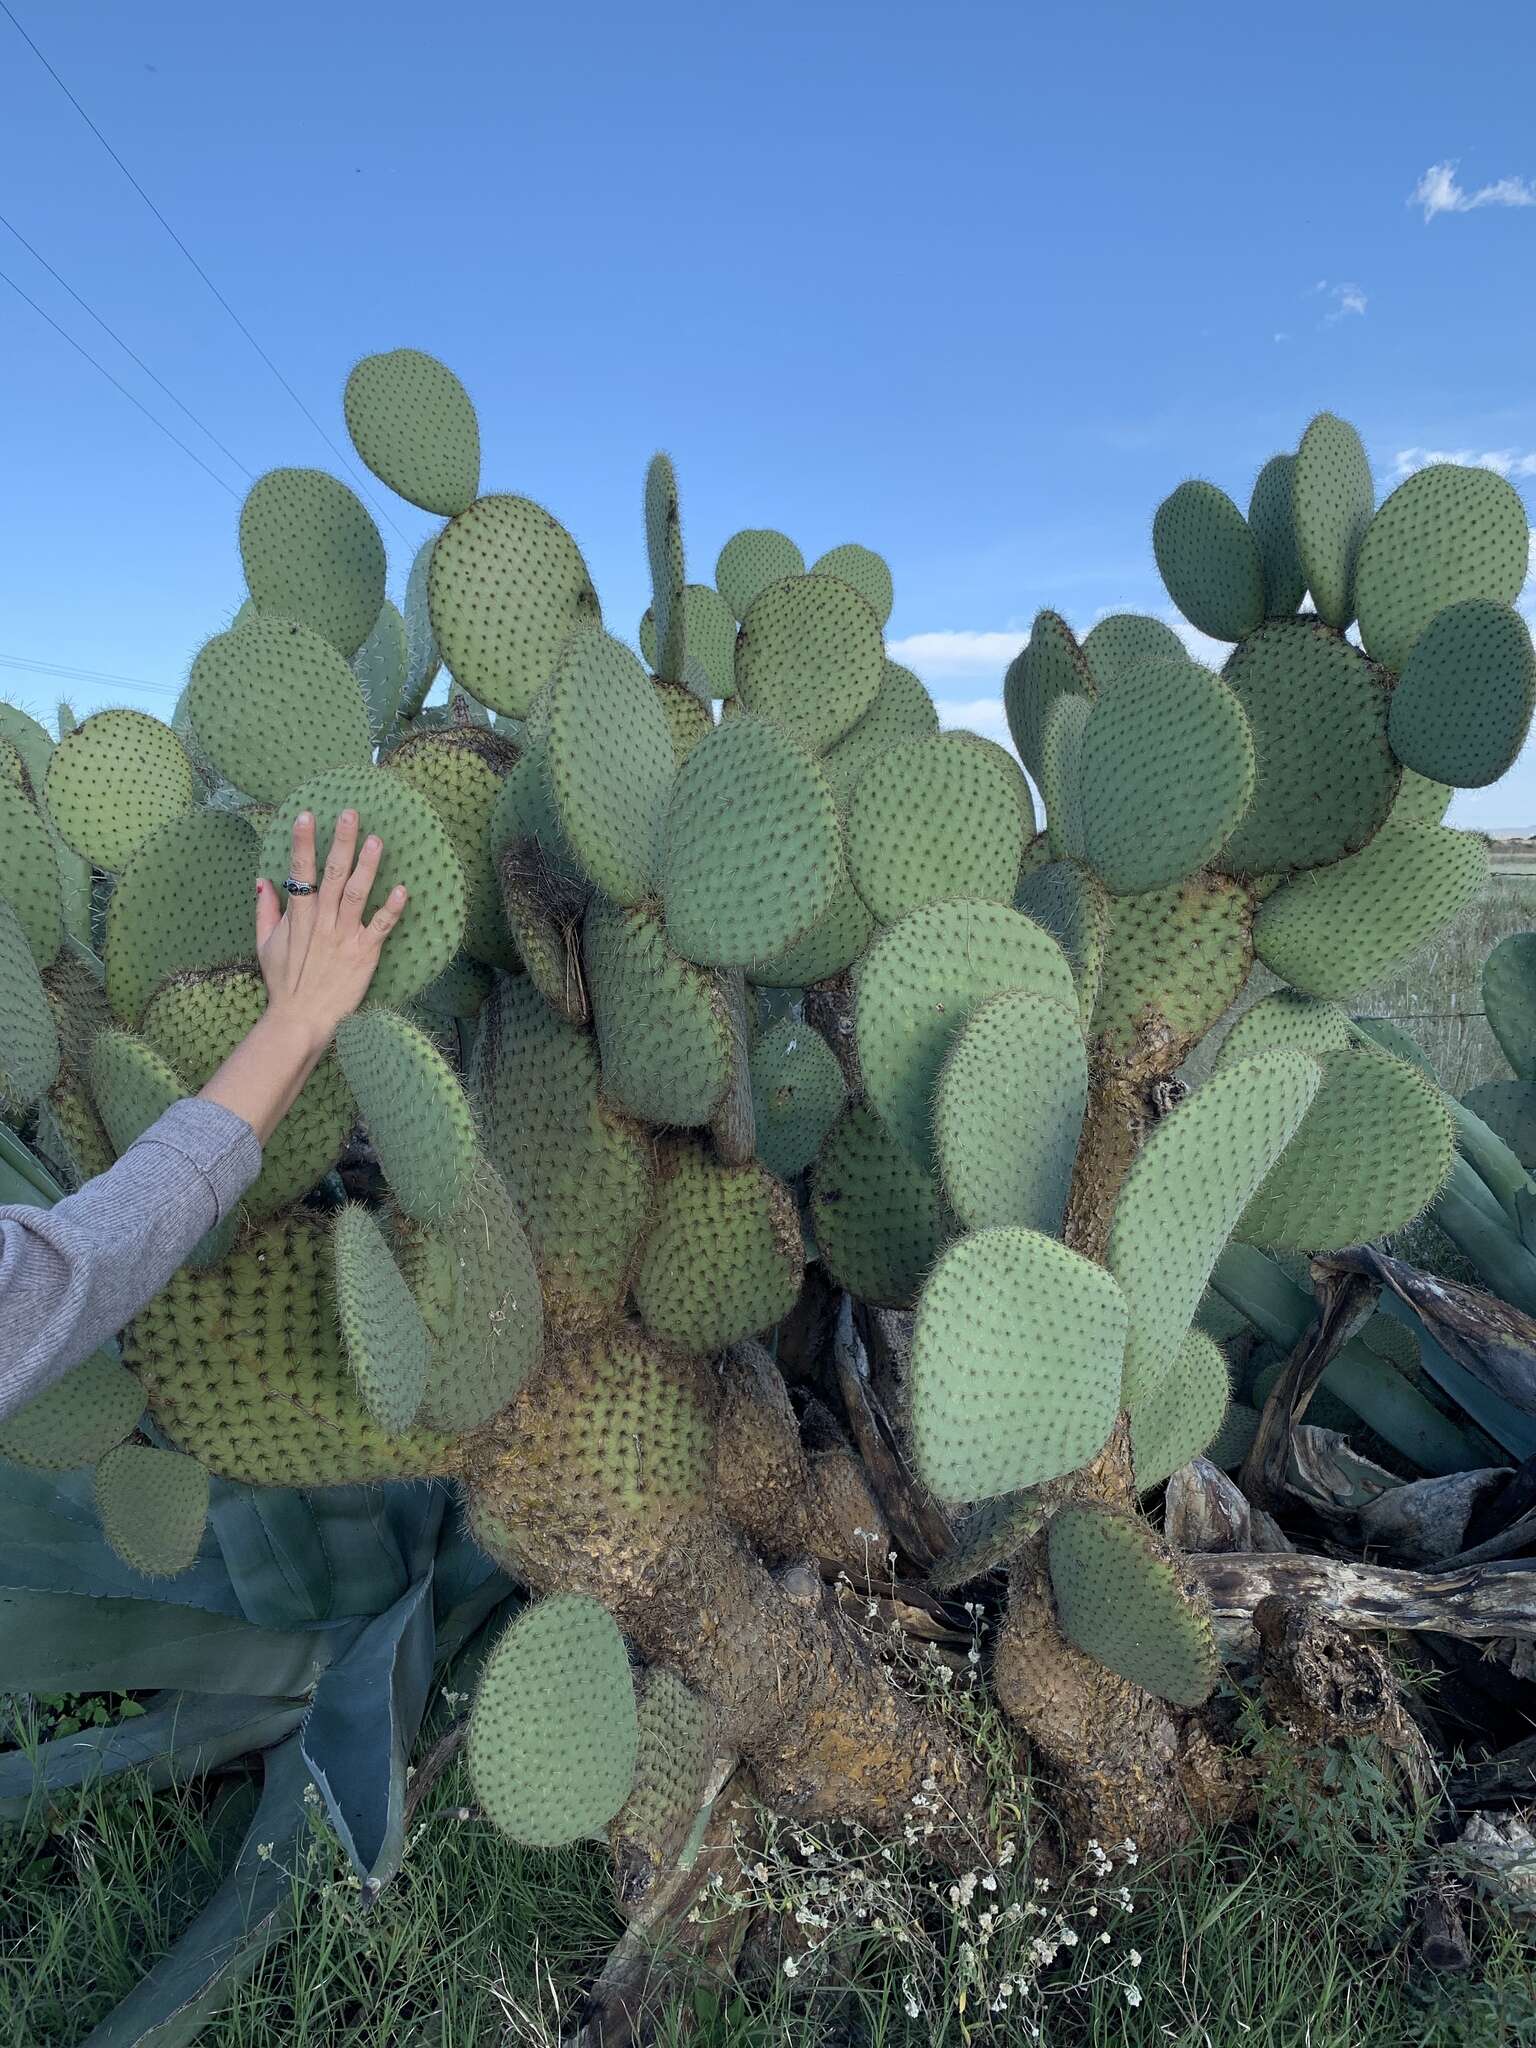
[
  {"left": 0, "top": 208, "right": 254, "bottom": 480},
  {"left": 0, "top": 0, "right": 407, "bottom": 540},
  {"left": 0, "top": 651, "right": 179, "bottom": 697},
  {"left": 1, "top": 263, "right": 241, "bottom": 499}
]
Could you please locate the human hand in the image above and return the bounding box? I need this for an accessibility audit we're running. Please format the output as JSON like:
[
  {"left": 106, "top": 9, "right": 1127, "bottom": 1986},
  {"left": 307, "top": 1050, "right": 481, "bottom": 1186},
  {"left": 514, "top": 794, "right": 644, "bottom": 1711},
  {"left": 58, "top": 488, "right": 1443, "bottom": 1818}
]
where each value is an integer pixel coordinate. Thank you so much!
[{"left": 254, "top": 809, "right": 408, "bottom": 1060}]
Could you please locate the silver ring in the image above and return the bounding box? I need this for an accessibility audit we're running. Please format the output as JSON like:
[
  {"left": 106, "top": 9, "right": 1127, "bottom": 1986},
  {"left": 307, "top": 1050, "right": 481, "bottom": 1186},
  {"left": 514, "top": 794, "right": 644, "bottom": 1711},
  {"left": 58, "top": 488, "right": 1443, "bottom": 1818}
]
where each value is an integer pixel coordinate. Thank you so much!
[{"left": 284, "top": 876, "right": 317, "bottom": 896}]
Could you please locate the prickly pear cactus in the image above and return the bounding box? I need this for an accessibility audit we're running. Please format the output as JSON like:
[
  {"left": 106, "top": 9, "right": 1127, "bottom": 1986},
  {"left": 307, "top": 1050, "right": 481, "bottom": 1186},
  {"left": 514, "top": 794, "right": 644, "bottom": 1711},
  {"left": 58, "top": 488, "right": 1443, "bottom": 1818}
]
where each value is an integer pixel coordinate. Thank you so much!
[{"left": 1, "top": 373, "right": 1524, "bottom": 1876}]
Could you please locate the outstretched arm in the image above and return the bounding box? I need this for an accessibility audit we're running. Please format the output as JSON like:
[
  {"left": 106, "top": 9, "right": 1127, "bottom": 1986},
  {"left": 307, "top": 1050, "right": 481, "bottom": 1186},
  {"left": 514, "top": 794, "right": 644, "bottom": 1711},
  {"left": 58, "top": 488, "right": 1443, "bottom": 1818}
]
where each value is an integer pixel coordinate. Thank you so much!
[{"left": 0, "top": 810, "right": 407, "bottom": 1422}]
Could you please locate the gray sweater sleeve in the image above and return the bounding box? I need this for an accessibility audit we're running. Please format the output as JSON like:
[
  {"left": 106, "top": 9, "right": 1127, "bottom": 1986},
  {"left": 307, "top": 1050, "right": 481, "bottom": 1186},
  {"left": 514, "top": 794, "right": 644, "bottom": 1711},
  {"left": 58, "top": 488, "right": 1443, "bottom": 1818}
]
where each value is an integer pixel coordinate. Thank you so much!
[{"left": 0, "top": 1098, "right": 261, "bottom": 1422}]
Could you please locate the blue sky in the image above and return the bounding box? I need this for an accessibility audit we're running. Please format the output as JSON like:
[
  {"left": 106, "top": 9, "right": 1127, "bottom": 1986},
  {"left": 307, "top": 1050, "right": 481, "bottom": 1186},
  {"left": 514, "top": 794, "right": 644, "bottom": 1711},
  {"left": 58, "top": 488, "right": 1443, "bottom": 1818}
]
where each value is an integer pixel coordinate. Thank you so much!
[{"left": 4, "top": 0, "right": 1536, "bottom": 825}]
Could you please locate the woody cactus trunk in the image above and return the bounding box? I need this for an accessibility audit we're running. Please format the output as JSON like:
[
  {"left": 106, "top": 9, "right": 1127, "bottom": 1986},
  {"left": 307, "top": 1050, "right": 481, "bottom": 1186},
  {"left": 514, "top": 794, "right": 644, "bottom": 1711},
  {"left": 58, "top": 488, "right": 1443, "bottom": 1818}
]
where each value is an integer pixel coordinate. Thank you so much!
[{"left": 2, "top": 359, "right": 1530, "bottom": 1874}]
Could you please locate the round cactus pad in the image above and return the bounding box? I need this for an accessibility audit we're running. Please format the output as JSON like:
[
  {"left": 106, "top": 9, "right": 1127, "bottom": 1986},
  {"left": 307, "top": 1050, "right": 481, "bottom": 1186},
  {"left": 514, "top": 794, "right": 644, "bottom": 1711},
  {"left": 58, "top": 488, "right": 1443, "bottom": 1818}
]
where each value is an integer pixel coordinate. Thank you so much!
[
  {"left": 1292, "top": 413, "right": 1374, "bottom": 629},
  {"left": 332, "top": 1204, "right": 429, "bottom": 1433},
  {"left": 1107, "top": 1051, "right": 1321, "bottom": 1406},
  {"left": 911, "top": 1228, "right": 1127, "bottom": 1503},
  {"left": 1253, "top": 824, "right": 1489, "bottom": 1000},
  {"left": 1237, "top": 1048, "right": 1454, "bottom": 1252},
  {"left": 1130, "top": 1328, "right": 1231, "bottom": 1493},
  {"left": 466, "top": 1597, "right": 638, "bottom": 1848},
  {"left": 661, "top": 716, "right": 842, "bottom": 969},
  {"left": 1080, "top": 612, "right": 1187, "bottom": 691},
  {"left": 749, "top": 1015, "right": 847, "bottom": 1180},
  {"left": 819, "top": 659, "right": 940, "bottom": 807},
  {"left": 239, "top": 467, "right": 386, "bottom": 659},
  {"left": 1040, "top": 692, "right": 1091, "bottom": 861},
  {"left": 1048, "top": 1505, "right": 1219, "bottom": 1707},
  {"left": 1246, "top": 453, "right": 1306, "bottom": 618},
  {"left": 187, "top": 617, "right": 372, "bottom": 804},
  {"left": 929, "top": 1491, "right": 1045, "bottom": 1593},
  {"left": 1215, "top": 619, "right": 1397, "bottom": 877},
  {"left": 89, "top": 1029, "right": 184, "bottom": 1157},
  {"left": 1013, "top": 859, "right": 1109, "bottom": 1024},
  {"left": 745, "top": 861, "right": 874, "bottom": 988},
  {"left": 0, "top": 782, "right": 61, "bottom": 968},
  {"left": 548, "top": 634, "right": 676, "bottom": 905},
  {"left": 735, "top": 574, "right": 884, "bottom": 756},
  {"left": 1152, "top": 480, "right": 1265, "bottom": 642},
  {"left": 44, "top": 711, "right": 199, "bottom": 874},
  {"left": 634, "top": 1145, "right": 801, "bottom": 1355},
  {"left": 847, "top": 732, "right": 1029, "bottom": 922},
  {"left": 856, "top": 899, "right": 1076, "bottom": 1171},
  {"left": 427, "top": 493, "right": 601, "bottom": 716},
  {"left": 715, "top": 528, "right": 804, "bottom": 620},
  {"left": 1484, "top": 931, "right": 1536, "bottom": 1081},
  {"left": 1462, "top": 1080, "right": 1536, "bottom": 1170},
  {"left": 582, "top": 898, "right": 733, "bottom": 1128},
  {"left": 336, "top": 1005, "right": 478, "bottom": 1220},
  {"left": 1090, "top": 874, "right": 1254, "bottom": 1065},
  {"left": 0, "top": 703, "right": 55, "bottom": 793},
  {"left": 1078, "top": 656, "right": 1255, "bottom": 893},
  {"left": 0, "top": 895, "right": 60, "bottom": 1105},
  {"left": 351, "top": 599, "right": 409, "bottom": 740},
  {"left": 387, "top": 729, "right": 517, "bottom": 970},
  {"left": 619, "top": 1670, "right": 716, "bottom": 1871},
  {"left": 1216, "top": 991, "right": 1353, "bottom": 1068},
  {"left": 1003, "top": 611, "right": 1094, "bottom": 783},
  {"left": 1389, "top": 599, "right": 1536, "bottom": 788},
  {"left": 0, "top": 1349, "right": 142, "bottom": 1472},
  {"left": 810, "top": 1101, "right": 955, "bottom": 1308},
  {"left": 809, "top": 543, "right": 894, "bottom": 626},
  {"left": 644, "top": 584, "right": 738, "bottom": 702},
  {"left": 260, "top": 767, "right": 467, "bottom": 1007},
  {"left": 935, "top": 990, "right": 1087, "bottom": 1233},
  {"left": 653, "top": 679, "right": 714, "bottom": 762},
  {"left": 1354, "top": 462, "right": 1530, "bottom": 674},
  {"left": 104, "top": 809, "right": 260, "bottom": 1025},
  {"left": 343, "top": 348, "right": 480, "bottom": 516},
  {"left": 94, "top": 1443, "right": 210, "bottom": 1579}
]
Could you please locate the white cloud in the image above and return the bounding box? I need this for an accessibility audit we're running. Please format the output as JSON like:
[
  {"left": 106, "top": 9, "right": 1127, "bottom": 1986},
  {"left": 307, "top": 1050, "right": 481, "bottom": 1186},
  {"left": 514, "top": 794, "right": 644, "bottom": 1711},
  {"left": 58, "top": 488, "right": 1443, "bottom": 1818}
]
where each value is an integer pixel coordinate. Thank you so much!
[
  {"left": 1313, "top": 279, "right": 1367, "bottom": 323},
  {"left": 885, "top": 628, "right": 1025, "bottom": 683},
  {"left": 1390, "top": 446, "right": 1536, "bottom": 481},
  {"left": 933, "top": 694, "right": 1014, "bottom": 747},
  {"left": 1412, "top": 161, "right": 1536, "bottom": 221}
]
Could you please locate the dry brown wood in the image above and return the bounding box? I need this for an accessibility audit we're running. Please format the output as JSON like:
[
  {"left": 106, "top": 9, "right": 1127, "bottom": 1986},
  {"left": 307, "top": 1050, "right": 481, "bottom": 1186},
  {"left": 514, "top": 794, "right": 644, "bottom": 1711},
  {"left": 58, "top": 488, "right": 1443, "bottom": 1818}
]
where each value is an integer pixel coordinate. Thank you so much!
[
  {"left": 833, "top": 1296, "right": 953, "bottom": 1568},
  {"left": 1320, "top": 1246, "right": 1536, "bottom": 1420},
  {"left": 1186, "top": 1551, "right": 1536, "bottom": 1656}
]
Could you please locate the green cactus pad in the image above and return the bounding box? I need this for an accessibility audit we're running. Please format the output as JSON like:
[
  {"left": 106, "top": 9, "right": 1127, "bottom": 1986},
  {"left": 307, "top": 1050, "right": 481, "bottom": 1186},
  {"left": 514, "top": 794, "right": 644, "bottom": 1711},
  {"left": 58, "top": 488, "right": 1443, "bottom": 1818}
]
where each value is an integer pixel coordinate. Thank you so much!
[
  {"left": 261, "top": 766, "right": 467, "bottom": 1006},
  {"left": 469, "top": 973, "right": 653, "bottom": 1319},
  {"left": 0, "top": 783, "right": 61, "bottom": 968},
  {"left": 1214, "top": 619, "right": 1397, "bottom": 877},
  {"left": 392, "top": 1161, "right": 543, "bottom": 1432},
  {"left": 187, "top": 616, "right": 373, "bottom": 804},
  {"left": 912, "top": 1228, "right": 1127, "bottom": 1503},
  {"left": 934, "top": 990, "right": 1087, "bottom": 1233},
  {"left": 94, "top": 1443, "right": 210, "bottom": 1579},
  {"left": 239, "top": 468, "right": 386, "bottom": 658},
  {"left": 641, "top": 583, "right": 738, "bottom": 702},
  {"left": 1247, "top": 453, "right": 1306, "bottom": 618},
  {"left": 748, "top": 1014, "right": 847, "bottom": 1179},
  {"left": 644, "top": 453, "right": 688, "bottom": 685},
  {"left": 847, "top": 732, "right": 1029, "bottom": 923},
  {"left": 416, "top": 952, "right": 494, "bottom": 1021},
  {"left": 746, "top": 861, "right": 875, "bottom": 988},
  {"left": 653, "top": 679, "right": 714, "bottom": 762},
  {"left": 548, "top": 633, "right": 676, "bottom": 905},
  {"left": 43, "top": 943, "right": 111, "bottom": 1085},
  {"left": 343, "top": 348, "right": 480, "bottom": 516},
  {"left": 1047, "top": 1504, "right": 1218, "bottom": 1707},
  {"left": 1354, "top": 462, "right": 1530, "bottom": 674},
  {"left": 0, "top": 703, "right": 55, "bottom": 793},
  {"left": 123, "top": 1207, "right": 457, "bottom": 1486},
  {"left": 634, "top": 1144, "right": 801, "bottom": 1355},
  {"left": 0, "top": 895, "right": 60, "bottom": 1105},
  {"left": 1040, "top": 692, "right": 1091, "bottom": 861},
  {"left": 1204, "top": 1401, "right": 1261, "bottom": 1469},
  {"left": 104, "top": 809, "right": 259, "bottom": 1024},
  {"left": 819, "top": 659, "right": 940, "bottom": 807},
  {"left": 488, "top": 742, "right": 589, "bottom": 1019},
  {"left": 144, "top": 968, "right": 352, "bottom": 1216},
  {"left": 1292, "top": 413, "right": 1373, "bottom": 629},
  {"left": 44, "top": 711, "right": 198, "bottom": 873},
  {"left": 1080, "top": 613, "right": 1188, "bottom": 690},
  {"left": 1079, "top": 656, "right": 1255, "bottom": 893},
  {"left": 37, "top": 1077, "right": 115, "bottom": 1187},
  {"left": 809, "top": 543, "right": 894, "bottom": 626},
  {"left": 89, "top": 1029, "right": 184, "bottom": 1157},
  {"left": 1253, "top": 823, "right": 1489, "bottom": 1000},
  {"left": 1215, "top": 991, "right": 1354, "bottom": 1067},
  {"left": 809, "top": 1101, "right": 955, "bottom": 1308},
  {"left": 1237, "top": 1048, "right": 1454, "bottom": 1252},
  {"left": 1013, "top": 859, "right": 1109, "bottom": 1025},
  {"left": 336, "top": 1005, "right": 478, "bottom": 1220},
  {"left": 427, "top": 493, "right": 602, "bottom": 716},
  {"left": 1130, "top": 1328, "right": 1231, "bottom": 1493},
  {"left": 1090, "top": 873, "right": 1253, "bottom": 1065},
  {"left": 1461, "top": 1080, "right": 1536, "bottom": 1170},
  {"left": 1108, "top": 1051, "right": 1321, "bottom": 1405},
  {"left": 583, "top": 897, "right": 733, "bottom": 1127},
  {"left": 1003, "top": 611, "right": 1094, "bottom": 783},
  {"left": 715, "top": 528, "right": 805, "bottom": 620},
  {"left": 930, "top": 1491, "right": 1045, "bottom": 1592},
  {"left": 0, "top": 1349, "right": 142, "bottom": 1472},
  {"left": 0, "top": 734, "right": 26, "bottom": 794},
  {"left": 403, "top": 534, "right": 441, "bottom": 708},
  {"left": 735, "top": 574, "right": 884, "bottom": 756},
  {"left": 661, "top": 716, "right": 842, "bottom": 969},
  {"left": 466, "top": 1596, "right": 637, "bottom": 1849},
  {"left": 386, "top": 728, "right": 517, "bottom": 970},
  {"left": 1483, "top": 932, "right": 1536, "bottom": 1081},
  {"left": 617, "top": 1669, "right": 715, "bottom": 1874},
  {"left": 1389, "top": 767, "right": 1453, "bottom": 827},
  {"left": 1152, "top": 480, "right": 1265, "bottom": 641},
  {"left": 351, "top": 599, "right": 409, "bottom": 740},
  {"left": 332, "top": 1204, "right": 429, "bottom": 1433},
  {"left": 1389, "top": 599, "right": 1536, "bottom": 788},
  {"left": 856, "top": 899, "right": 1076, "bottom": 1170}
]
